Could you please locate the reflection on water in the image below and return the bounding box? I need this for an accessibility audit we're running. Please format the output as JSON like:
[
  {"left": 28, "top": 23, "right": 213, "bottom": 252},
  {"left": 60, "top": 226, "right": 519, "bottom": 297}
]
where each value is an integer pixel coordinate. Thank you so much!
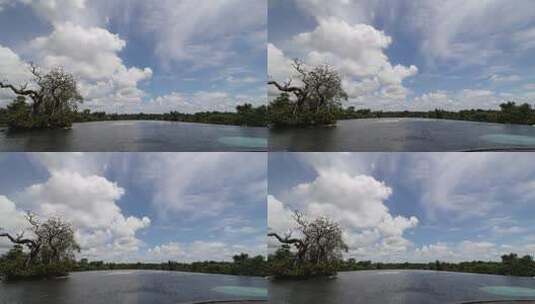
[
  {"left": 0, "top": 270, "right": 267, "bottom": 304},
  {"left": 269, "top": 118, "right": 535, "bottom": 151},
  {"left": 0, "top": 121, "right": 268, "bottom": 152},
  {"left": 212, "top": 286, "right": 268, "bottom": 297},
  {"left": 481, "top": 286, "right": 535, "bottom": 297},
  {"left": 269, "top": 270, "right": 535, "bottom": 304},
  {"left": 480, "top": 134, "right": 535, "bottom": 146}
]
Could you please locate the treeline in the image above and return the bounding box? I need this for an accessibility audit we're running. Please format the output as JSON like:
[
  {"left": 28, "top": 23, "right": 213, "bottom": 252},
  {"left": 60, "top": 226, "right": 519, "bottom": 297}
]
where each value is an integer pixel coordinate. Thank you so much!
[
  {"left": 0, "top": 213, "right": 268, "bottom": 281},
  {"left": 0, "top": 102, "right": 268, "bottom": 129},
  {"left": 267, "top": 59, "right": 535, "bottom": 127},
  {"left": 73, "top": 253, "right": 267, "bottom": 277},
  {"left": 338, "top": 253, "right": 535, "bottom": 277},
  {"left": 0, "top": 63, "right": 268, "bottom": 130},
  {"left": 267, "top": 212, "right": 535, "bottom": 280},
  {"left": 338, "top": 102, "right": 535, "bottom": 125},
  {"left": 71, "top": 103, "right": 267, "bottom": 127}
]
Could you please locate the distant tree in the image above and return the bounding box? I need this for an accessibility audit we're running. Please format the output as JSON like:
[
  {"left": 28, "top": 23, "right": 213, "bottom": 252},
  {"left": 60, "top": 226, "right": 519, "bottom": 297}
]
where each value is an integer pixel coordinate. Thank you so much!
[
  {"left": 233, "top": 253, "right": 250, "bottom": 264},
  {"left": 236, "top": 104, "right": 253, "bottom": 113},
  {"left": 235, "top": 103, "right": 267, "bottom": 126},
  {"left": 435, "top": 260, "right": 442, "bottom": 271}
]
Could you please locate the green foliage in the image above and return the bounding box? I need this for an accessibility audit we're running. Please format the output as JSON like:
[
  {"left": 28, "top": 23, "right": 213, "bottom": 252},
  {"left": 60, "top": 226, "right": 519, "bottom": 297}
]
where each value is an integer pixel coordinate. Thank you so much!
[
  {"left": 268, "top": 60, "right": 347, "bottom": 127},
  {"left": 336, "top": 253, "right": 535, "bottom": 277},
  {"left": 231, "top": 253, "right": 268, "bottom": 276},
  {"left": 0, "top": 214, "right": 80, "bottom": 281},
  {"left": 5, "top": 96, "right": 35, "bottom": 129},
  {"left": 0, "top": 103, "right": 268, "bottom": 128},
  {"left": 1, "top": 65, "right": 83, "bottom": 130},
  {"left": 337, "top": 102, "right": 535, "bottom": 125},
  {"left": 267, "top": 245, "right": 294, "bottom": 278},
  {"left": 0, "top": 245, "right": 74, "bottom": 281},
  {"left": 4, "top": 96, "right": 78, "bottom": 130},
  {"left": 268, "top": 212, "right": 347, "bottom": 280},
  {"left": 501, "top": 253, "right": 535, "bottom": 276},
  {"left": 236, "top": 104, "right": 268, "bottom": 126},
  {"left": 268, "top": 93, "right": 338, "bottom": 127},
  {"left": 72, "top": 253, "right": 268, "bottom": 277},
  {"left": 65, "top": 104, "right": 268, "bottom": 127},
  {"left": 267, "top": 246, "right": 337, "bottom": 279},
  {"left": 0, "top": 245, "right": 26, "bottom": 279}
]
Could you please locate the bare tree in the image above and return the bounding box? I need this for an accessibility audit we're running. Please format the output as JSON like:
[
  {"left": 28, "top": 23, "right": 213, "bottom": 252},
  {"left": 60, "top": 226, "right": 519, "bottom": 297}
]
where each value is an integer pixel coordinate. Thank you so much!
[
  {"left": 268, "top": 59, "right": 348, "bottom": 115},
  {"left": 38, "top": 216, "right": 80, "bottom": 265},
  {"left": 268, "top": 211, "right": 348, "bottom": 266},
  {"left": 0, "top": 63, "right": 83, "bottom": 116},
  {"left": 0, "top": 212, "right": 79, "bottom": 268},
  {"left": 268, "top": 229, "right": 308, "bottom": 264},
  {"left": 0, "top": 213, "right": 42, "bottom": 267}
]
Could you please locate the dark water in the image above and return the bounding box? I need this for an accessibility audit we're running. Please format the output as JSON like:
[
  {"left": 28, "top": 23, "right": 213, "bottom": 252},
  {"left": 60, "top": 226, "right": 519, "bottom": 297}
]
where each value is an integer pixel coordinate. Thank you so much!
[
  {"left": 0, "top": 270, "right": 267, "bottom": 304},
  {"left": 0, "top": 121, "right": 268, "bottom": 152},
  {"left": 269, "top": 270, "right": 535, "bottom": 304},
  {"left": 269, "top": 118, "right": 535, "bottom": 151}
]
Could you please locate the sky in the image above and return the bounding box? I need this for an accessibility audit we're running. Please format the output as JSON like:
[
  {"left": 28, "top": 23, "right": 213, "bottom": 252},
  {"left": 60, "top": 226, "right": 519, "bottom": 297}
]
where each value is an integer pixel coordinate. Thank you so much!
[
  {"left": 0, "top": 153, "right": 267, "bottom": 262},
  {"left": 268, "top": 153, "right": 535, "bottom": 263},
  {"left": 0, "top": 0, "right": 266, "bottom": 113},
  {"left": 268, "top": 0, "right": 535, "bottom": 111}
]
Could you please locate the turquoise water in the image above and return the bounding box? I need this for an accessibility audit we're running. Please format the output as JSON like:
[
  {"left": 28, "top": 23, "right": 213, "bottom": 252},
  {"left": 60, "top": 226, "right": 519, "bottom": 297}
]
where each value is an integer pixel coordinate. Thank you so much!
[
  {"left": 269, "top": 118, "right": 535, "bottom": 151},
  {"left": 212, "top": 286, "right": 268, "bottom": 297},
  {"left": 481, "top": 286, "right": 535, "bottom": 297},
  {"left": 0, "top": 270, "right": 267, "bottom": 304},
  {"left": 0, "top": 121, "right": 268, "bottom": 152},
  {"left": 218, "top": 136, "right": 268, "bottom": 149},
  {"left": 480, "top": 134, "right": 535, "bottom": 146},
  {"left": 270, "top": 270, "right": 535, "bottom": 304}
]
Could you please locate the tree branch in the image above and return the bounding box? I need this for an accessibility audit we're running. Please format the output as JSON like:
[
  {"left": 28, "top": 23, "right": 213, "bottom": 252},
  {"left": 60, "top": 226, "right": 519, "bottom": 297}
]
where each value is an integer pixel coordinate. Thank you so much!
[
  {"left": 0, "top": 232, "right": 37, "bottom": 248},
  {"left": 0, "top": 82, "right": 38, "bottom": 97},
  {"left": 267, "top": 81, "right": 303, "bottom": 95},
  {"left": 268, "top": 232, "right": 304, "bottom": 247}
]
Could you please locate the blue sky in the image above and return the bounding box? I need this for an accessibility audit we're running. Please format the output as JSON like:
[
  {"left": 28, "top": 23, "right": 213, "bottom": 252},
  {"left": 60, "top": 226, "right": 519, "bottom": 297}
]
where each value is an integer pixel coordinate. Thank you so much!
[
  {"left": 268, "top": 153, "right": 535, "bottom": 262},
  {"left": 0, "top": 0, "right": 266, "bottom": 113},
  {"left": 0, "top": 153, "right": 267, "bottom": 262},
  {"left": 268, "top": 0, "right": 535, "bottom": 111}
]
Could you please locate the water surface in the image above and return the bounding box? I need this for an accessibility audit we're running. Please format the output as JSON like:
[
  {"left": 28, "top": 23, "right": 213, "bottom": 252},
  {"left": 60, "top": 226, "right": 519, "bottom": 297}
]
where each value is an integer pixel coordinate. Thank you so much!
[
  {"left": 269, "top": 118, "right": 535, "bottom": 151},
  {"left": 0, "top": 121, "right": 268, "bottom": 152},
  {"left": 269, "top": 270, "right": 535, "bottom": 304},
  {"left": 0, "top": 270, "right": 267, "bottom": 304}
]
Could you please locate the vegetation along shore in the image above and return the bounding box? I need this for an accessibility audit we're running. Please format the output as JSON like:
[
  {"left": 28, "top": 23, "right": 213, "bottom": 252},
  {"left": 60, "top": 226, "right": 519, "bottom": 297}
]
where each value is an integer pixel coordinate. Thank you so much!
[{"left": 268, "top": 212, "right": 535, "bottom": 280}]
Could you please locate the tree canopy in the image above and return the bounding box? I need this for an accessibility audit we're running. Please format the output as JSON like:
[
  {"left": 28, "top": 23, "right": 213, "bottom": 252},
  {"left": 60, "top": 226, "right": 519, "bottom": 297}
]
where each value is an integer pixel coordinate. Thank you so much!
[
  {"left": 268, "top": 59, "right": 348, "bottom": 127},
  {"left": 73, "top": 253, "right": 268, "bottom": 277},
  {"left": 337, "top": 252, "right": 535, "bottom": 277},
  {"left": 268, "top": 211, "right": 348, "bottom": 279},
  {"left": 0, "top": 213, "right": 80, "bottom": 280},
  {"left": 0, "top": 64, "right": 83, "bottom": 130},
  {"left": 336, "top": 101, "right": 535, "bottom": 125}
]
